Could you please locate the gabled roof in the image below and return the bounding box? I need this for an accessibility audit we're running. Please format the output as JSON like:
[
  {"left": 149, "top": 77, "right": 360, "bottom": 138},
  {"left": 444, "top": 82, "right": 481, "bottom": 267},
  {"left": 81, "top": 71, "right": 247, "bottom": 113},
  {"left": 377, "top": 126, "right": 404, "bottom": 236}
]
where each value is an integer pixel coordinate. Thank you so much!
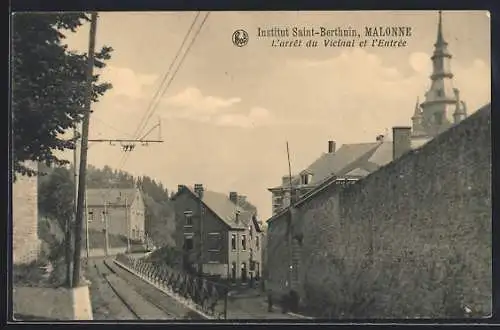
[
  {"left": 177, "top": 186, "right": 257, "bottom": 230},
  {"left": 269, "top": 141, "right": 394, "bottom": 190},
  {"left": 86, "top": 188, "right": 139, "bottom": 207}
]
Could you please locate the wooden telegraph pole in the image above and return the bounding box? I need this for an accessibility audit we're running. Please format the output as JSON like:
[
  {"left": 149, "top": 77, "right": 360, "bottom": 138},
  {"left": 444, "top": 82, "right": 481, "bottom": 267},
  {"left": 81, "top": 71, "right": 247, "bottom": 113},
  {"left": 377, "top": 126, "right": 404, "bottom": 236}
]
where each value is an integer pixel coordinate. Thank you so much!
[
  {"left": 286, "top": 142, "right": 294, "bottom": 292},
  {"left": 72, "top": 12, "right": 98, "bottom": 287},
  {"left": 125, "top": 197, "right": 131, "bottom": 252}
]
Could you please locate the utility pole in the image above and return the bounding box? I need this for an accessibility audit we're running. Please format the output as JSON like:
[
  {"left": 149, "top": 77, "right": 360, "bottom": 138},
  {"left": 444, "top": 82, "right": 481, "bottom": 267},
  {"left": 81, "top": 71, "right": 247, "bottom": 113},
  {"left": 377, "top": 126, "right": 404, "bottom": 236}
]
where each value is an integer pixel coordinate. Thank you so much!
[
  {"left": 85, "top": 189, "right": 90, "bottom": 258},
  {"left": 286, "top": 142, "right": 294, "bottom": 292},
  {"left": 104, "top": 200, "right": 109, "bottom": 256},
  {"left": 125, "top": 197, "right": 131, "bottom": 253},
  {"left": 199, "top": 195, "right": 204, "bottom": 276},
  {"left": 72, "top": 12, "right": 98, "bottom": 288}
]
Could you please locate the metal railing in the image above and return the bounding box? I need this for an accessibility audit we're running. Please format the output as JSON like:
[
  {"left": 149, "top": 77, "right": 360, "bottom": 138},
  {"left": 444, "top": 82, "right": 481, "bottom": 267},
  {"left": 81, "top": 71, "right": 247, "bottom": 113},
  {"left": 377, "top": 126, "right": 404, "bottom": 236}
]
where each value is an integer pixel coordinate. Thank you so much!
[{"left": 115, "top": 254, "right": 229, "bottom": 319}]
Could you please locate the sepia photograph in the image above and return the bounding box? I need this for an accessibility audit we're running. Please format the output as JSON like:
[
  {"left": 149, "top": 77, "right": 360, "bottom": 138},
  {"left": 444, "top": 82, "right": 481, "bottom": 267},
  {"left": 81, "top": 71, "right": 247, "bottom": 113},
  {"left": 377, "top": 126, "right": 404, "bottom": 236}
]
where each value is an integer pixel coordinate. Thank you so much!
[{"left": 10, "top": 10, "right": 491, "bottom": 321}]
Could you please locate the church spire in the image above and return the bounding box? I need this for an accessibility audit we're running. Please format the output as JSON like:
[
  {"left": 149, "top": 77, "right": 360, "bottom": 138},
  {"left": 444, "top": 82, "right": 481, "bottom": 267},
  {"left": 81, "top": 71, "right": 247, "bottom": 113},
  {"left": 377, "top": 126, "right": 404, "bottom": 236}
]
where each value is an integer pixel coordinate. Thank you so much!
[
  {"left": 436, "top": 10, "right": 445, "bottom": 47},
  {"left": 418, "top": 11, "right": 460, "bottom": 137}
]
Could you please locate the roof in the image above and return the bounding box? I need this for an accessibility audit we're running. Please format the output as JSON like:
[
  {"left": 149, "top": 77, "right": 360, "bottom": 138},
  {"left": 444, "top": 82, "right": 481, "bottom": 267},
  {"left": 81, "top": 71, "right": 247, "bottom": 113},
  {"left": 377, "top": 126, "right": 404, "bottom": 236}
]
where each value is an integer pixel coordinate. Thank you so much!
[
  {"left": 86, "top": 188, "right": 139, "bottom": 207},
  {"left": 181, "top": 186, "right": 256, "bottom": 230},
  {"left": 270, "top": 141, "right": 394, "bottom": 190}
]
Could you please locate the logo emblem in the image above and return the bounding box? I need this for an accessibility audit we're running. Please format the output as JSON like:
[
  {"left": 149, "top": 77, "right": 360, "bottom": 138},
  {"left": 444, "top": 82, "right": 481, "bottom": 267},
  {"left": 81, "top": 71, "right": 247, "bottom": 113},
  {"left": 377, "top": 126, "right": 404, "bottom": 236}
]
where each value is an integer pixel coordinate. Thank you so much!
[{"left": 232, "top": 29, "right": 249, "bottom": 47}]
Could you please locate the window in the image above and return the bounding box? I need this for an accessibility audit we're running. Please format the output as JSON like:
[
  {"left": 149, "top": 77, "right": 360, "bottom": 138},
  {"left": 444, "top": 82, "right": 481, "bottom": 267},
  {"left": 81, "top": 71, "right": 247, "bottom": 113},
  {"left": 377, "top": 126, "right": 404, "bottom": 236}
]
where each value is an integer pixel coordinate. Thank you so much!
[
  {"left": 184, "top": 235, "right": 194, "bottom": 251},
  {"left": 231, "top": 234, "right": 237, "bottom": 250},
  {"left": 292, "top": 258, "right": 299, "bottom": 281},
  {"left": 87, "top": 211, "right": 94, "bottom": 223},
  {"left": 256, "top": 236, "right": 260, "bottom": 250},
  {"left": 434, "top": 112, "right": 443, "bottom": 125},
  {"left": 241, "top": 235, "right": 247, "bottom": 251},
  {"left": 231, "top": 262, "right": 236, "bottom": 281},
  {"left": 184, "top": 210, "right": 193, "bottom": 227},
  {"left": 436, "top": 89, "right": 443, "bottom": 97},
  {"left": 207, "top": 232, "right": 221, "bottom": 251},
  {"left": 241, "top": 262, "right": 247, "bottom": 282}
]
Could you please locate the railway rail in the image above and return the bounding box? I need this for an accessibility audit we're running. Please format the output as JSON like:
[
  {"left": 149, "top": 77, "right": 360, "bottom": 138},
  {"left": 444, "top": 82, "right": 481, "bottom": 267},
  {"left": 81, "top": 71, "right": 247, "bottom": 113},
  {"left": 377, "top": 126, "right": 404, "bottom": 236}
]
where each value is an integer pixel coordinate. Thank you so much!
[{"left": 90, "top": 258, "right": 175, "bottom": 320}]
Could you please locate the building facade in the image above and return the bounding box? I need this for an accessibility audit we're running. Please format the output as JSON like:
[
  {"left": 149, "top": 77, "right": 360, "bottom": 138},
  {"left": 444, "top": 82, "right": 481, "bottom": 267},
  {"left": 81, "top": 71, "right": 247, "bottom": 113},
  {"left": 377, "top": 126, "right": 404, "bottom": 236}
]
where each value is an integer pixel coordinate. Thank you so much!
[
  {"left": 172, "top": 184, "right": 263, "bottom": 283},
  {"left": 12, "top": 161, "right": 41, "bottom": 265},
  {"left": 85, "top": 188, "right": 146, "bottom": 242}
]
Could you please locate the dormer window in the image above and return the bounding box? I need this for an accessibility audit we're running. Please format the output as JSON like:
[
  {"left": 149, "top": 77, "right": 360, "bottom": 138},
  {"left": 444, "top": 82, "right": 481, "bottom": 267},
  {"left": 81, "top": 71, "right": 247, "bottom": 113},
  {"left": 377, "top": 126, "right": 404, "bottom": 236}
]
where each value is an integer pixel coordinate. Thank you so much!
[{"left": 301, "top": 173, "right": 312, "bottom": 185}]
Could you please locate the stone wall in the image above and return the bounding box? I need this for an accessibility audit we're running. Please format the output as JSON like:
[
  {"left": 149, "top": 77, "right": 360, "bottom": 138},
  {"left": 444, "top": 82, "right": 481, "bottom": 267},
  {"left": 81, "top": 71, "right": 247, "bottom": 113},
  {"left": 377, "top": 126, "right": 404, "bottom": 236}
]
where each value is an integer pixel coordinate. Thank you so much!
[
  {"left": 12, "top": 161, "right": 41, "bottom": 265},
  {"left": 267, "top": 104, "right": 491, "bottom": 317}
]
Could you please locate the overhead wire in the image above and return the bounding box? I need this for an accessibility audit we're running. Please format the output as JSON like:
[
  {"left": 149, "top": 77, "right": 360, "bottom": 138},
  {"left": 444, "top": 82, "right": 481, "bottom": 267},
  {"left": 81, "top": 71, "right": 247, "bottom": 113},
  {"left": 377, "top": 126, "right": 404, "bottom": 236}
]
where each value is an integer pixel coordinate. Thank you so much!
[{"left": 117, "top": 11, "right": 210, "bottom": 171}]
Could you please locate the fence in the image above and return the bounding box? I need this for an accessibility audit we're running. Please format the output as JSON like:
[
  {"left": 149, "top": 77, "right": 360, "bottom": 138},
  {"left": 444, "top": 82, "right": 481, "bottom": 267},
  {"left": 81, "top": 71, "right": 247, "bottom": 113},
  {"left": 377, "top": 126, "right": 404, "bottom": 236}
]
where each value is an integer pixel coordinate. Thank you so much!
[{"left": 115, "top": 254, "right": 229, "bottom": 319}]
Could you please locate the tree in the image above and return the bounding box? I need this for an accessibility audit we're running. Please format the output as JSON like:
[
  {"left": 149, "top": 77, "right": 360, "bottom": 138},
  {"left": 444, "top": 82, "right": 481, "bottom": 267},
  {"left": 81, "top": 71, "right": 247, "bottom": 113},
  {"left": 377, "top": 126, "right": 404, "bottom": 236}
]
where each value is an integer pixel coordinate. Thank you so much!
[
  {"left": 12, "top": 12, "right": 113, "bottom": 180},
  {"left": 38, "top": 167, "right": 75, "bottom": 286}
]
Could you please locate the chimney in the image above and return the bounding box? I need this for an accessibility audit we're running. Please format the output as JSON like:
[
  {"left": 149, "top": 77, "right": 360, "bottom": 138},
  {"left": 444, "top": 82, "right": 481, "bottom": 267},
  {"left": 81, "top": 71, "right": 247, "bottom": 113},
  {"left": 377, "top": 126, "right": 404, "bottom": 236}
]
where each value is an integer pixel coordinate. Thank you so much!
[
  {"left": 328, "top": 140, "right": 336, "bottom": 153},
  {"left": 392, "top": 126, "right": 412, "bottom": 160},
  {"left": 229, "top": 191, "right": 238, "bottom": 204},
  {"left": 177, "top": 184, "right": 184, "bottom": 193},
  {"left": 194, "top": 184, "right": 204, "bottom": 199},
  {"left": 237, "top": 195, "right": 247, "bottom": 205}
]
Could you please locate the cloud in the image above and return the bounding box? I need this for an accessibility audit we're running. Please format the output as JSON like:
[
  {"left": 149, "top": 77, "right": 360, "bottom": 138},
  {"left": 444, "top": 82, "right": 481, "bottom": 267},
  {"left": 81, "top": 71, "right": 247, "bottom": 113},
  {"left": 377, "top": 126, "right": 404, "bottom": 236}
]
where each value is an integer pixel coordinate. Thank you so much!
[
  {"left": 161, "top": 87, "right": 241, "bottom": 123},
  {"left": 215, "top": 106, "right": 274, "bottom": 128},
  {"left": 159, "top": 87, "right": 274, "bottom": 128},
  {"left": 99, "top": 65, "right": 158, "bottom": 99},
  {"left": 279, "top": 48, "right": 490, "bottom": 142}
]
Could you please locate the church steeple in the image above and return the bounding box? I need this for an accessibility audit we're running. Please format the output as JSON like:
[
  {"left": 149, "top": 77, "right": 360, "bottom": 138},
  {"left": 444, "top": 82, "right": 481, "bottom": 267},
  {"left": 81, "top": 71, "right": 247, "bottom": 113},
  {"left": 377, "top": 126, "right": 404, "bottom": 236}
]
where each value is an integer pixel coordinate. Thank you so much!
[{"left": 417, "top": 11, "right": 463, "bottom": 137}]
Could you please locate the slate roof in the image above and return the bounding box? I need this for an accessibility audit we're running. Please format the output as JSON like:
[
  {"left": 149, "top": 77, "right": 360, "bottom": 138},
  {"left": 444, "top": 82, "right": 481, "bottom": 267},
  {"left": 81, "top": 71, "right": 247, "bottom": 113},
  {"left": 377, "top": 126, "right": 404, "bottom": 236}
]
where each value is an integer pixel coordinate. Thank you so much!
[
  {"left": 270, "top": 141, "right": 394, "bottom": 190},
  {"left": 182, "top": 186, "right": 256, "bottom": 230},
  {"left": 86, "top": 188, "right": 139, "bottom": 207}
]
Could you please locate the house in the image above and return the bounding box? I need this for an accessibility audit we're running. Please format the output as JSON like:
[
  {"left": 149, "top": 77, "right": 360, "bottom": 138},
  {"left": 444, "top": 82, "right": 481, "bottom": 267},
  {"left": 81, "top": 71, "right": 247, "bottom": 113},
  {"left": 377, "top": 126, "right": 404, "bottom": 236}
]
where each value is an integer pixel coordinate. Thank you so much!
[
  {"left": 268, "top": 11, "right": 468, "bottom": 216},
  {"left": 85, "top": 188, "right": 146, "bottom": 242},
  {"left": 265, "top": 104, "right": 491, "bottom": 317},
  {"left": 171, "top": 184, "right": 263, "bottom": 284},
  {"left": 264, "top": 12, "right": 489, "bottom": 317}
]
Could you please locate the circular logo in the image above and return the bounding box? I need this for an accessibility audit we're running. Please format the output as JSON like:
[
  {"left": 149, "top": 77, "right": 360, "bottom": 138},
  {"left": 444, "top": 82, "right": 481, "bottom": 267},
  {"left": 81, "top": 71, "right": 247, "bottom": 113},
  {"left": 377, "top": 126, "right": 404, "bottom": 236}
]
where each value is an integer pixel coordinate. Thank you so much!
[{"left": 232, "top": 29, "right": 249, "bottom": 47}]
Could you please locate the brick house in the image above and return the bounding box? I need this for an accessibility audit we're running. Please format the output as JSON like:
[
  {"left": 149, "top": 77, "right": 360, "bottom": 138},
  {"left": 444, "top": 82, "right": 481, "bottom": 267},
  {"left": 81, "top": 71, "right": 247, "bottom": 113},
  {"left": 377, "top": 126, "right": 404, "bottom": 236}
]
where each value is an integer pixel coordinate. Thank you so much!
[
  {"left": 85, "top": 188, "right": 146, "bottom": 242},
  {"left": 172, "top": 184, "right": 263, "bottom": 284}
]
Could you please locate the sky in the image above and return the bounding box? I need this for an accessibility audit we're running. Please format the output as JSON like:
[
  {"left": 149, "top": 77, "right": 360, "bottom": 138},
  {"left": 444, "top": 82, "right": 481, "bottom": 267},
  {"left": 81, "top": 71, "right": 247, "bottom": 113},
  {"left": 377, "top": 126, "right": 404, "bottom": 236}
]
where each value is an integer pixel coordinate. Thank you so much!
[{"left": 57, "top": 10, "right": 491, "bottom": 220}]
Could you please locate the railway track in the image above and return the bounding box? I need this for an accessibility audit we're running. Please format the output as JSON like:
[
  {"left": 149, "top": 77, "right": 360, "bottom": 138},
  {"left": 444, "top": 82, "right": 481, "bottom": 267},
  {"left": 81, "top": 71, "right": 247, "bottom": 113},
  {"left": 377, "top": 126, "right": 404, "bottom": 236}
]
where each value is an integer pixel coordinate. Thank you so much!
[
  {"left": 104, "top": 259, "right": 202, "bottom": 319},
  {"left": 92, "top": 259, "right": 141, "bottom": 320},
  {"left": 90, "top": 258, "right": 173, "bottom": 320}
]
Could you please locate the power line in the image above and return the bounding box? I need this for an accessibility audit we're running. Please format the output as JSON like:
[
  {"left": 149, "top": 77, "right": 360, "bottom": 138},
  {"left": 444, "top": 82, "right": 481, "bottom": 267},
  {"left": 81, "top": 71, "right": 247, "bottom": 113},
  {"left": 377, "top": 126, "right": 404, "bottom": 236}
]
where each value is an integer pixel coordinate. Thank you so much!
[
  {"left": 92, "top": 116, "right": 134, "bottom": 138},
  {"left": 131, "top": 11, "right": 202, "bottom": 142},
  {"left": 136, "top": 12, "right": 210, "bottom": 140},
  {"left": 118, "top": 11, "right": 210, "bottom": 171},
  {"left": 115, "top": 12, "right": 203, "bottom": 171}
]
